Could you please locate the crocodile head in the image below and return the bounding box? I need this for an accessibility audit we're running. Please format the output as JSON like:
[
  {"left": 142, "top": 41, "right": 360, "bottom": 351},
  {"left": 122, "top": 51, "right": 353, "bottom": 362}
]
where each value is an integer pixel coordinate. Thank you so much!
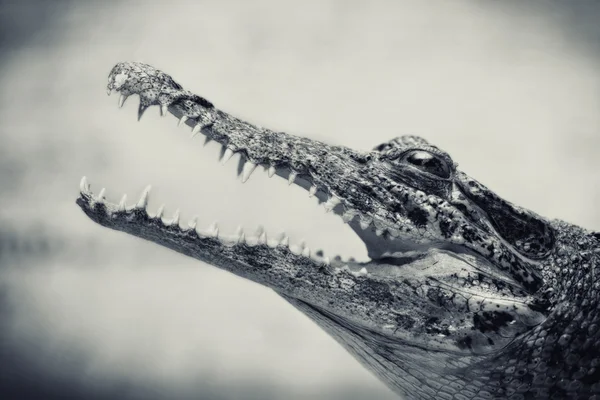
[{"left": 77, "top": 62, "right": 600, "bottom": 399}]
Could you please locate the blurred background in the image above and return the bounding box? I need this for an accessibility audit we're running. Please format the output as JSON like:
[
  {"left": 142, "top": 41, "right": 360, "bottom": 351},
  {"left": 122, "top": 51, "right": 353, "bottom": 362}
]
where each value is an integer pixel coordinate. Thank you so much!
[{"left": 0, "top": 0, "right": 599, "bottom": 399}]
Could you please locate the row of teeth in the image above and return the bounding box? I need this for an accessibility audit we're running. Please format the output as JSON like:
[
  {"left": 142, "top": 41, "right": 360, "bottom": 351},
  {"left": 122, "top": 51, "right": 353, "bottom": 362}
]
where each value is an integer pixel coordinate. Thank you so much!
[
  {"left": 112, "top": 92, "right": 404, "bottom": 238},
  {"left": 79, "top": 176, "right": 370, "bottom": 270}
]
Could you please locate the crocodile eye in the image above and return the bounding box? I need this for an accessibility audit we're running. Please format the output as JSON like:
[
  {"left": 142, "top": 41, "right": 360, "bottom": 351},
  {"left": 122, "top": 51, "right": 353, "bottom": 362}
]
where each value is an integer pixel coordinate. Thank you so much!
[{"left": 402, "top": 150, "right": 451, "bottom": 178}]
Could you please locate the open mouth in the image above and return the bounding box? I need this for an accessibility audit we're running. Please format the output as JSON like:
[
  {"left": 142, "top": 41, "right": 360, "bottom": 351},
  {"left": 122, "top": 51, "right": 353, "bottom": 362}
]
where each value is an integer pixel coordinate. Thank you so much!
[{"left": 76, "top": 63, "right": 438, "bottom": 275}]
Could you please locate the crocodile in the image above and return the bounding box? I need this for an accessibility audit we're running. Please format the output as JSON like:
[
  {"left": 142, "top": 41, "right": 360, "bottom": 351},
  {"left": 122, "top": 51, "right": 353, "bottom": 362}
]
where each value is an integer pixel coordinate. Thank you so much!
[{"left": 77, "top": 62, "right": 600, "bottom": 400}]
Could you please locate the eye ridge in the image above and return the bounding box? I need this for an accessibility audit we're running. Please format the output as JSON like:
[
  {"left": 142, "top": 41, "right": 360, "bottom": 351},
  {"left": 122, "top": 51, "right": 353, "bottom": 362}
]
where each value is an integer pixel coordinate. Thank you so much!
[{"left": 400, "top": 150, "right": 451, "bottom": 179}]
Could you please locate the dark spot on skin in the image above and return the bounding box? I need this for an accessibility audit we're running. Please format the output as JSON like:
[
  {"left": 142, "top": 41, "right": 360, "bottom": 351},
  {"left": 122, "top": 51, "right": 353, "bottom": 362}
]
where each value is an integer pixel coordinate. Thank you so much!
[
  {"left": 457, "top": 335, "right": 473, "bottom": 350},
  {"left": 438, "top": 218, "right": 454, "bottom": 238},
  {"left": 473, "top": 311, "right": 514, "bottom": 333},
  {"left": 406, "top": 207, "right": 428, "bottom": 228},
  {"left": 461, "top": 226, "right": 478, "bottom": 243}
]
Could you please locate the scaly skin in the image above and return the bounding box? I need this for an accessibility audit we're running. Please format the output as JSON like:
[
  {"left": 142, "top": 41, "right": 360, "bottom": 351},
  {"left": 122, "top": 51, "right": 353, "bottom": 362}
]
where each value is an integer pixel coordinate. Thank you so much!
[{"left": 77, "top": 62, "right": 600, "bottom": 399}]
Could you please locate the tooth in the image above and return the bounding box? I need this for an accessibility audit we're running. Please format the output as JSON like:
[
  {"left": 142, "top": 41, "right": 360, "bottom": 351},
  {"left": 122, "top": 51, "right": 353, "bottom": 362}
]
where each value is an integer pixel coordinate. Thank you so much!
[
  {"left": 178, "top": 116, "right": 188, "bottom": 126},
  {"left": 279, "top": 234, "right": 289, "bottom": 247},
  {"left": 323, "top": 257, "right": 330, "bottom": 266},
  {"left": 302, "top": 246, "right": 311, "bottom": 258},
  {"left": 188, "top": 217, "right": 198, "bottom": 230},
  {"left": 359, "top": 216, "right": 372, "bottom": 230},
  {"left": 267, "top": 165, "right": 276, "bottom": 178},
  {"left": 309, "top": 185, "right": 317, "bottom": 198},
  {"left": 171, "top": 209, "right": 180, "bottom": 226},
  {"left": 235, "top": 225, "right": 244, "bottom": 236},
  {"left": 118, "top": 194, "right": 127, "bottom": 211},
  {"left": 160, "top": 104, "right": 168, "bottom": 117},
  {"left": 255, "top": 225, "right": 264, "bottom": 236},
  {"left": 79, "top": 176, "right": 89, "bottom": 193},
  {"left": 288, "top": 171, "right": 297, "bottom": 185},
  {"left": 342, "top": 210, "right": 356, "bottom": 223},
  {"left": 191, "top": 124, "right": 202, "bottom": 138},
  {"left": 209, "top": 222, "right": 219, "bottom": 238},
  {"left": 118, "top": 94, "right": 127, "bottom": 108},
  {"left": 237, "top": 232, "right": 245, "bottom": 244},
  {"left": 258, "top": 231, "right": 267, "bottom": 245},
  {"left": 324, "top": 196, "right": 341, "bottom": 213},
  {"left": 241, "top": 162, "right": 257, "bottom": 183},
  {"left": 222, "top": 148, "right": 234, "bottom": 165},
  {"left": 235, "top": 226, "right": 245, "bottom": 243},
  {"left": 375, "top": 229, "right": 384, "bottom": 236},
  {"left": 137, "top": 103, "right": 149, "bottom": 121},
  {"left": 97, "top": 188, "right": 106, "bottom": 201},
  {"left": 136, "top": 185, "right": 151, "bottom": 209},
  {"left": 155, "top": 204, "right": 165, "bottom": 219},
  {"left": 203, "top": 136, "right": 211, "bottom": 147},
  {"left": 107, "top": 88, "right": 112, "bottom": 96}
]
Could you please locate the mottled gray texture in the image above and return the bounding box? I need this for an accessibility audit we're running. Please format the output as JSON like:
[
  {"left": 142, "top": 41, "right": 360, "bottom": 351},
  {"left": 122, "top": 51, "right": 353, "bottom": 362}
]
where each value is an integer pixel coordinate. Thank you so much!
[{"left": 79, "top": 63, "right": 600, "bottom": 399}]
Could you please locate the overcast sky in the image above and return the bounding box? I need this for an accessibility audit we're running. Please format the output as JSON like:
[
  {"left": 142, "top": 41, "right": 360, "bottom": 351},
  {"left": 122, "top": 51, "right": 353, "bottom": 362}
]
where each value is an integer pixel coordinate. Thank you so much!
[{"left": 0, "top": 1, "right": 599, "bottom": 399}]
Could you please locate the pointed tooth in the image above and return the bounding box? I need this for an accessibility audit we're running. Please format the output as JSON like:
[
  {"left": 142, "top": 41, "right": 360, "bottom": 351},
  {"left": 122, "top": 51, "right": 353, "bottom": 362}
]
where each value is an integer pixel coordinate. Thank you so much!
[
  {"left": 302, "top": 246, "right": 311, "bottom": 258},
  {"left": 241, "top": 162, "right": 257, "bottom": 183},
  {"left": 324, "top": 195, "right": 341, "bottom": 213},
  {"left": 118, "top": 194, "right": 127, "bottom": 211},
  {"left": 237, "top": 232, "right": 246, "bottom": 244},
  {"left": 287, "top": 171, "right": 297, "bottom": 185},
  {"left": 191, "top": 124, "right": 202, "bottom": 138},
  {"left": 235, "top": 226, "right": 245, "bottom": 243},
  {"left": 107, "top": 88, "right": 112, "bottom": 96},
  {"left": 267, "top": 165, "right": 276, "bottom": 178},
  {"left": 203, "top": 136, "right": 211, "bottom": 147},
  {"left": 323, "top": 257, "right": 330, "bottom": 266},
  {"left": 208, "top": 222, "right": 219, "bottom": 238},
  {"left": 235, "top": 225, "right": 244, "bottom": 237},
  {"left": 118, "top": 94, "right": 127, "bottom": 108},
  {"left": 137, "top": 103, "right": 148, "bottom": 121},
  {"left": 258, "top": 231, "right": 267, "bottom": 245},
  {"left": 255, "top": 225, "right": 264, "bottom": 236},
  {"left": 79, "top": 176, "right": 89, "bottom": 193},
  {"left": 188, "top": 216, "right": 198, "bottom": 230},
  {"left": 136, "top": 185, "right": 151, "bottom": 209},
  {"left": 178, "top": 115, "right": 188, "bottom": 126},
  {"left": 171, "top": 209, "right": 180, "bottom": 226},
  {"left": 279, "top": 234, "right": 289, "bottom": 247},
  {"left": 309, "top": 185, "right": 317, "bottom": 198},
  {"left": 155, "top": 204, "right": 165, "bottom": 219},
  {"left": 375, "top": 228, "right": 384, "bottom": 236},
  {"left": 97, "top": 188, "right": 106, "bottom": 201},
  {"left": 222, "top": 148, "right": 234, "bottom": 165},
  {"left": 342, "top": 210, "right": 356, "bottom": 223},
  {"left": 160, "top": 104, "right": 168, "bottom": 117}
]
